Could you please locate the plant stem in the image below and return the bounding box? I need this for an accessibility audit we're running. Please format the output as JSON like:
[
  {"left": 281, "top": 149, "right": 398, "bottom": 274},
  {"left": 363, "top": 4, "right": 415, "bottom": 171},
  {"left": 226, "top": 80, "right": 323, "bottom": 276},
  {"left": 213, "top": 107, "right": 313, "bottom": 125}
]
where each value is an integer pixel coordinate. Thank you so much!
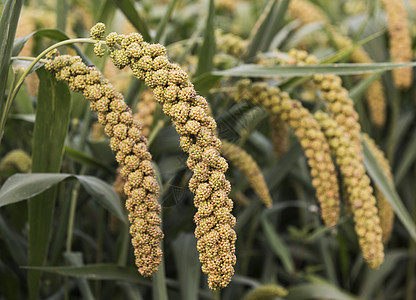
[{"left": 0, "top": 38, "right": 99, "bottom": 145}]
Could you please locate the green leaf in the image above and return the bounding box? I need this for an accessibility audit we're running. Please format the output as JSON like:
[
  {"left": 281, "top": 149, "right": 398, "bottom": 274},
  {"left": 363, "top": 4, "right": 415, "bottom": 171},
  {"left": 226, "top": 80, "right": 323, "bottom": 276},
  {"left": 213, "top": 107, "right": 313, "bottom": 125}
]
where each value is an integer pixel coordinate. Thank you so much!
[
  {"left": 12, "top": 29, "right": 93, "bottom": 65},
  {"left": 0, "top": 173, "right": 126, "bottom": 222},
  {"left": 0, "top": 215, "right": 27, "bottom": 266},
  {"left": 247, "top": 0, "right": 278, "bottom": 59},
  {"left": 266, "top": 143, "right": 304, "bottom": 190},
  {"left": 0, "top": 0, "right": 23, "bottom": 142},
  {"left": 195, "top": 0, "right": 216, "bottom": 77},
  {"left": 192, "top": 73, "right": 221, "bottom": 97},
  {"left": 24, "top": 264, "right": 150, "bottom": 284},
  {"left": 113, "top": 0, "right": 151, "bottom": 42},
  {"left": 64, "top": 252, "right": 94, "bottom": 300},
  {"left": 213, "top": 61, "right": 416, "bottom": 78},
  {"left": 56, "top": 0, "right": 68, "bottom": 32},
  {"left": 363, "top": 139, "right": 416, "bottom": 241},
  {"left": 360, "top": 250, "right": 408, "bottom": 299},
  {"left": 153, "top": 0, "right": 180, "bottom": 43},
  {"left": 28, "top": 68, "right": 71, "bottom": 300},
  {"left": 393, "top": 130, "right": 416, "bottom": 185},
  {"left": 261, "top": 208, "right": 295, "bottom": 274},
  {"left": 64, "top": 145, "right": 114, "bottom": 173},
  {"left": 349, "top": 72, "right": 383, "bottom": 102},
  {"left": 172, "top": 233, "right": 201, "bottom": 300},
  {"left": 286, "top": 282, "right": 358, "bottom": 300}
]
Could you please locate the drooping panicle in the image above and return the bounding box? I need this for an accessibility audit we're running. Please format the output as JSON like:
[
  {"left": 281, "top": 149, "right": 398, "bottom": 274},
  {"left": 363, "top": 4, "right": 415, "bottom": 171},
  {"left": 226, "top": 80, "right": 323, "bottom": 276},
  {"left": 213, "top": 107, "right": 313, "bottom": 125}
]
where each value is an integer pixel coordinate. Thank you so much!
[
  {"left": 221, "top": 140, "right": 272, "bottom": 208},
  {"left": 45, "top": 51, "right": 163, "bottom": 277},
  {"left": 362, "top": 134, "right": 394, "bottom": 243},
  {"left": 315, "top": 111, "right": 384, "bottom": 268},
  {"left": 90, "top": 23, "right": 236, "bottom": 290},
  {"left": 288, "top": 0, "right": 387, "bottom": 127},
  {"left": 234, "top": 80, "right": 340, "bottom": 227},
  {"left": 381, "top": 0, "right": 413, "bottom": 90}
]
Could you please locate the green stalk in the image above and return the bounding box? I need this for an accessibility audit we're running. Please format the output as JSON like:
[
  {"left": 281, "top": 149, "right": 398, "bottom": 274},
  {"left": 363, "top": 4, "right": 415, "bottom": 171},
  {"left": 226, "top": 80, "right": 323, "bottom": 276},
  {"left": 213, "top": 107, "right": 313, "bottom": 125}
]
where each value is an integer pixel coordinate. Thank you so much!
[
  {"left": 0, "top": 0, "right": 23, "bottom": 144},
  {"left": 0, "top": 38, "right": 98, "bottom": 143},
  {"left": 56, "top": 0, "right": 68, "bottom": 32}
]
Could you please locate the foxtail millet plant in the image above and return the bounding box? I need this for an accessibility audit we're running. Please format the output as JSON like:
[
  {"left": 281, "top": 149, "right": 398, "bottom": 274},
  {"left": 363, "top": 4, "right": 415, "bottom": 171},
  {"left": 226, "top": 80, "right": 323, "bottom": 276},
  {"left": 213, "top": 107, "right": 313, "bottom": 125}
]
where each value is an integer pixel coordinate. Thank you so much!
[
  {"left": 381, "top": 0, "right": 413, "bottom": 90},
  {"left": 285, "top": 49, "right": 363, "bottom": 156},
  {"left": 234, "top": 79, "right": 340, "bottom": 227},
  {"left": 314, "top": 111, "right": 384, "bottom": 268},
  {"left": 288, "top": 0, "right": 387, "bottom": 127},
  {"left": 111, "top": 89, "right": 157, "bottom": 232},
  {"left": 221, "top": 140, "right": 272, "bottom": 208},
  {"left": 44, "top": 52, "right": 164, "bottom": 277},
  {"left": 90, "top": 23, "right": 236, "bottom": 290},
  {"left": 362, "top": 133, "right": 394, "bottom": 243}
]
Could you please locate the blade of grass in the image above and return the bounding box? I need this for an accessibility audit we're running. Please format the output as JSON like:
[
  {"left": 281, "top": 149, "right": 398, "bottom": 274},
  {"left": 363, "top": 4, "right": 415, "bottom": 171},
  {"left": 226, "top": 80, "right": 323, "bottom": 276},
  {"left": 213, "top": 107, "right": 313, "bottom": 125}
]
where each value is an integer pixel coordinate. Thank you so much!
[
  {"left": 359, "top": 250, "right": 408, "bottom": 299},
  {"left": 0, "top": 215, "right": 27, "bottom": 266},
  {"left": 0, "top": 173, "right": 126, "bottom": 222},
  {"left": 261, "top": 207, "right": 295, "bottom": 274},
  {"left": 195, "top": 0, "right": 215, "bottom": 77},
  {"left": 64, "top": 252, "right": 94, "bottom": 300},
  {"left": 153, "top": 0, "right": 179, "bottom": 43},
  {"left": 172, "top": 233, "right": 201, "bottom": 300},
  {"left": 393, "top": 130, "right": 416, "bottom": 185},
  {"left": 64, "top": 145, "right": 114, "bottom": 174},
  {"left": 246, "top": 0, "right": 278, "bottom": 59},
  {"left": 349, "top": 72, "right": 383, "bottom": 102},
  {"left": 0, "top": 0, "right": 23, "bottom": 143},
  {"left": 56, "top": 0, "right": 68, "bottom": 32},
  {"left": 24, "top": 264, "right": 151, "bottom": 284},
  {"left": 113, "top": 0, "right": 151, "bottom": 41},
  {"left": 286, "top": 282, "right": 358, "bottom": 300},
  {"left": 28, "top": 68, "right": 71, "bottom": 300},
  {"left": 213, "top": 61, "right": 416, "bottom": 77},
  {"left": 363, "top": 139, "right": 416, "bottom": 241}
]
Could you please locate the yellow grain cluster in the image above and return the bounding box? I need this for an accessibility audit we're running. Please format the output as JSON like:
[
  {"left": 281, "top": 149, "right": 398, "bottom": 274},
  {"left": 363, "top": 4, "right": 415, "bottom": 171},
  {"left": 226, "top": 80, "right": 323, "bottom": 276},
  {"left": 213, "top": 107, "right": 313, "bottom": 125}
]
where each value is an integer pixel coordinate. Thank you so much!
[
  {"left": 288, "top": 0, "right": 387, "bottom": 127},
  {"left": 216, "top": 29, "right": 247, "bottom": 58},
  {"left": 381, "top": 0, "right": 413, "bottom": 89},
  {"left": 45, "top": 52, "right": 163, "bottom": 277},
  {"left": 221, "top": 140, "right": 272, "bottom": 208},
  {"left": 315, "top": 111, "right": 384, "bottom": 268},
  {"left": 362, "top": 134, "right": 394, "bottom": 243},
  {"left": 269, "top": 114, "right": 289, "bottom": 158},
  {"left": 135, "top": 89, "right": 157, "bottom": 138},
  {"left": 243, "top": 284, "right": 288, "bottom": 300},
  {"left": 235, "top": 80, "right": 340, "bottom": 227},
  {"left": 0, "top": 149, "right": 32, "bottom": 173},
  {"left": 287, "top": 49, "right": 363, "bottom": 154},
  {"left": 91, "top": 23, "right": 236, "bottom": 289}
]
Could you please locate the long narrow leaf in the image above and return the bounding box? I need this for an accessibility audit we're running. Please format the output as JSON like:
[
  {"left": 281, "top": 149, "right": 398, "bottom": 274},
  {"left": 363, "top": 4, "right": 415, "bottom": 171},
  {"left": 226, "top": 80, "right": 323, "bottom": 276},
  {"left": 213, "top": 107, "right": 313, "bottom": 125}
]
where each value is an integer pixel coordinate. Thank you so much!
[
  {"left": 363, "top": 139, "right": 416, "bottom": 241},
  {"left": 0, "top": 173, "right": 125, "bottom": 222},
  {"left": 153, "top": 0, "right": 179, "bottom": 43},
  {"left": 261, "top": 209, "right": 295, "bottom": 274},
  {"left": 113, "top": 0, "right": 151, "bottom": 41},
  {"left": 195, "top": 0, "right": 216, "bottom": 77},
  {"left": 213, "top": 61, "right": 416, "bottom": 77},
  {"left": 172, "top": 233, "right": 201, "bottom": 300},
  {"left": 64, "top": 252, "right": 94, "bottom": 300},
  {"left": 246, "top": 0, "right": 278, "bottom": 59},
  {"left": 286, "top": 282, "right": 358, "bottom": 300},
  {"left": 28, "top": 68, "right": 71, "bottom": 300},
  {"left": 24, "top": 264, "right": 150, "bottom": 284},
  {"left": 0, "top": 0, "right": 23, "bottom": 141}
]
